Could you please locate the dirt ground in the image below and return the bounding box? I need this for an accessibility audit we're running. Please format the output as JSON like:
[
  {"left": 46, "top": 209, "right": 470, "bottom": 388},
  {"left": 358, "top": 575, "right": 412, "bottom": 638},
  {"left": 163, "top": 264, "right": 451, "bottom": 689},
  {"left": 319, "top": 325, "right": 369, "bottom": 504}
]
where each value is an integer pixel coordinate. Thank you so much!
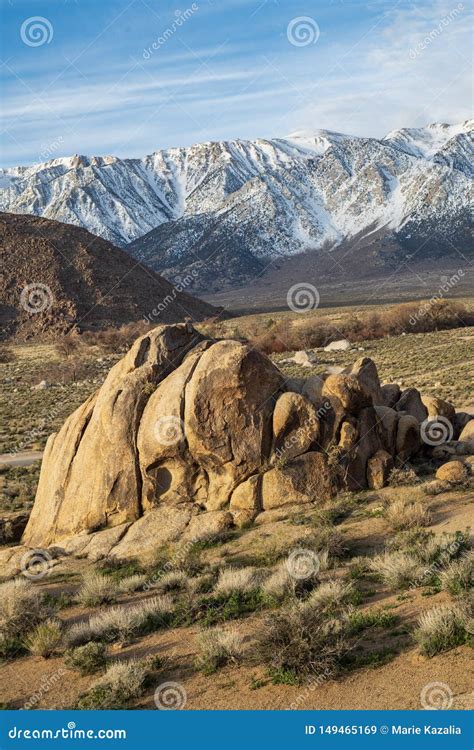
[{"left": 1, "top": 481, "right": 472, "bottom": 711}]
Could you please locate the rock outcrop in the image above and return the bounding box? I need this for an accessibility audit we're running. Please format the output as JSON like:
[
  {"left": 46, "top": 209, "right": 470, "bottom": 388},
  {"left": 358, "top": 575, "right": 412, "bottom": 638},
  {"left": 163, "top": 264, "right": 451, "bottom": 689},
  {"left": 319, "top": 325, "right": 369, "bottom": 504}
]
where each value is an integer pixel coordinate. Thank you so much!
[{"left": 21, "top": 323, "right": 471, "bottom": 559}]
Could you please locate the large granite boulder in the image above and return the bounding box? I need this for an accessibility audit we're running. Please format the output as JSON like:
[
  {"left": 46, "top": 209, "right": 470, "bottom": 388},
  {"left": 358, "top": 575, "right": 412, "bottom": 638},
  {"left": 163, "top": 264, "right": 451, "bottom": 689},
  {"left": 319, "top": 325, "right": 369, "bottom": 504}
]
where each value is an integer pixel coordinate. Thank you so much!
[{"left": 22, "top": 327, "right": 425, "bottom": 553}]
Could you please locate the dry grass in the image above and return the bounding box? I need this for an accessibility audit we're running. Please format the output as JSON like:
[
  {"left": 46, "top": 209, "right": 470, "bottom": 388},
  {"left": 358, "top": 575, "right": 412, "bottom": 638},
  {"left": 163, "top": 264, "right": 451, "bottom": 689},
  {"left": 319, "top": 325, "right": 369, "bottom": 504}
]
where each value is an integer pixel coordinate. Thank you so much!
[
  {"left": 0, "top": 578, "right": 47, "bottom": 638},
  {"left": 261, "top": 564, "right": 296, "bottom": 601},
  {"left": 116, "top": 574, "right": 147, "bottom": 594},
  {"left": 77, "top": 659, "right": 149, "bottom": 709},
  {"left": 23, "top": 620, "right": 62, "bottom": 658},
  {"left": 305, "top": 580, "right": 355, "bottom": 611},
  {"left": 214, "top": 567, "right": 260, "bottom": 597},
  {"left": 370, "top": 551, "right": 425, "bottom": 590},
  {"left": 414, "top": 602, "right": 470, "bottom": 656},
  {"left": 66, "top": 595, "right": 174, "bottom": 646},
  {"left": 195, "top": 627, "right": 245, "bottom": 674},
  {"left": 152, "top": 570, "right": 188, "bottom": 594},
  {"left": 384, "top": 498, "right": 431, "bottom": 531},
  {"left": 439, "top": 552, "right": 474, "bottom": 596},
  {"left": 76, "top": 572, "right": 117, "bottom": 607}
]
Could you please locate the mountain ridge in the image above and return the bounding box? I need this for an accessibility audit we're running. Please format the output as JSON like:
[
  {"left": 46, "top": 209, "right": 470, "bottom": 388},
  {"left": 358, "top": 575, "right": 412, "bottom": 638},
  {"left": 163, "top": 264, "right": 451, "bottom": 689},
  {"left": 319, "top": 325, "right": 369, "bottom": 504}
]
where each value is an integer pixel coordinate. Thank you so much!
[
  {"left": 0, "top": 212, "right": 217, "bottom": 340},
  {"left": 1, "top": 120, "right": 472, "bottom": 292}
]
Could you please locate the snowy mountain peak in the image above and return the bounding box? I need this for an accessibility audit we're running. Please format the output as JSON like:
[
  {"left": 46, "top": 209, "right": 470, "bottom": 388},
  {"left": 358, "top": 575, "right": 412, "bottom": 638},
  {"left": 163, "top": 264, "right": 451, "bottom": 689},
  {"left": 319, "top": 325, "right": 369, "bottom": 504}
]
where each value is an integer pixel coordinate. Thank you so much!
[
  {"left": 383, "top": 119, "right": 473, "bottom": 159},
  {"left": 0, "top": 120, "right": 472, "bottom": 291}
]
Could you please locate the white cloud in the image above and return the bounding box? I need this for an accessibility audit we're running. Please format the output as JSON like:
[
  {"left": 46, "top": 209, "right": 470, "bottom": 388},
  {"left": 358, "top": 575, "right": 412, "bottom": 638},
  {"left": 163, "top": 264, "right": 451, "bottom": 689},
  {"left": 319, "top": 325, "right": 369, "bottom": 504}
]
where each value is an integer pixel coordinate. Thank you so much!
[{"left": 288, "top": 0, "right": 472, "bottom": 137}]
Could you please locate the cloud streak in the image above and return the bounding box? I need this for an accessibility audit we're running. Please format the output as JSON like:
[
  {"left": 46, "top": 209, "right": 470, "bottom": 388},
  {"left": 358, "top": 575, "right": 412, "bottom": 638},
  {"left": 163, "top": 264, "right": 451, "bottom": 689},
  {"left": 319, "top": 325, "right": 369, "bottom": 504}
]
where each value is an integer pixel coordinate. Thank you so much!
[{"left": 0, "top": 0, "right": 471, "bottom": 166}]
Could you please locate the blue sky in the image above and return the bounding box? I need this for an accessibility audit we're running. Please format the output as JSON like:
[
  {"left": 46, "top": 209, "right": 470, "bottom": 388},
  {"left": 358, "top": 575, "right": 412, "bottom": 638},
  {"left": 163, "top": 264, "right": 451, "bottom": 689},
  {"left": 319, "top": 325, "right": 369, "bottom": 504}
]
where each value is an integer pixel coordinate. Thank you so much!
[{"left": 1, "top": 0, "right": 472, "bottom": 166}]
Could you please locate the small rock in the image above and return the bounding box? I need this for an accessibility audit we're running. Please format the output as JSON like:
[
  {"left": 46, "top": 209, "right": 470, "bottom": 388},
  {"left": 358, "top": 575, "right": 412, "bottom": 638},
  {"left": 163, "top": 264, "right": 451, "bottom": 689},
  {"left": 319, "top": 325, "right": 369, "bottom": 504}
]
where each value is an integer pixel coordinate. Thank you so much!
[
  {"left": 453, "top": 413, "right": 473, "bottom": 439},
  {"left": 291, "top": 350, "right": 318, "bottom": 366},
  {"left": 32, "top": 380, "right": 49, "bottom": 391},
  {"left": 421, "top": 395, "right": 455, "bottom": 421},
  {"left": 324, "top": 339, "right": 351, "bottom": 352},
  {"left": 325, "top": 365, "right": 345, "bottom": 375},
  {"left": 435, "top": 460, "right": 468, "bottom": 483},
  {"left": 367, "top": 450, "right": 394, "bottom": 490},
  {"left": 459, "top": 419, "right": 474, "bottom": 442}
]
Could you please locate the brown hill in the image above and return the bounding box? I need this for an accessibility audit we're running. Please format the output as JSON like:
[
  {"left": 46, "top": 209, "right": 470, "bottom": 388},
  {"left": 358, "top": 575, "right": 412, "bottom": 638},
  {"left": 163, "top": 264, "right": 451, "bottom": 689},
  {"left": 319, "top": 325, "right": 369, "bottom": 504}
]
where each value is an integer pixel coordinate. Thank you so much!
[{"left": 0, "top": 212, "right": 218, "bottom": 340}]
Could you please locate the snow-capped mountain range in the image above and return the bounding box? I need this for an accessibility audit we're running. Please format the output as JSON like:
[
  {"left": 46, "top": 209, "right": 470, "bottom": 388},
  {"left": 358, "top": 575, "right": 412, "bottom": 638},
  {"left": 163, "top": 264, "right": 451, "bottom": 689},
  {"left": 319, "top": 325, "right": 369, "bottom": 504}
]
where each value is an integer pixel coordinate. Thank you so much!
[{"left": 1, "top": 120, "right": 472, "bottom": 291}]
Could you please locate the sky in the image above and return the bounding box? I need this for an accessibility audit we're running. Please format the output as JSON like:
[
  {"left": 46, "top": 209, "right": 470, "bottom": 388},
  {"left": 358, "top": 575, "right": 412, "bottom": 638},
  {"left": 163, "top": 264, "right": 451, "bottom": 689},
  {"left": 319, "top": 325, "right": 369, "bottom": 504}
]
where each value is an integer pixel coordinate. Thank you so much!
[{"left": 1, "top": 0, "right": 472, "bottom": 167}]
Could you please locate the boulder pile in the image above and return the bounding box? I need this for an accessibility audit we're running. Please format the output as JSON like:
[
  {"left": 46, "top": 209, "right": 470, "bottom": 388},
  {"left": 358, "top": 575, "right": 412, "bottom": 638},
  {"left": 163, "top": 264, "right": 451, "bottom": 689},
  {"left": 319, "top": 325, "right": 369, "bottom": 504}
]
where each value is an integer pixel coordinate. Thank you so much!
[{"left": 19, "top": 323, "right": 473, "bottom": 561}]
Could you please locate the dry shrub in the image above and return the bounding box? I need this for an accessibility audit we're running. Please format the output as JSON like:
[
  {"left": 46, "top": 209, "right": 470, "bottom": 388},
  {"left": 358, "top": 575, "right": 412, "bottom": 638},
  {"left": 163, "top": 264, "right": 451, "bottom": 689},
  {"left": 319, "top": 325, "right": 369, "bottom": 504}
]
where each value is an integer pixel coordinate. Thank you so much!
[
  {"left": 77, "top": 572, "right": 117, "bottom": 607},
  {"left": 195, "top": 627, "right": 244, "bottom": 674},
  {"left": 0, "top": 344, "right": 16, "bottom": 363},
  {"left": 255, "top": 601, "right": 348, "bottom": 678},
  {"left": 305, "top": 580, "right": 355, "bottom": 610},
  {"left": 439, "top": 552, "right": 474, "bottom": 595},
  {"left": 55, "top": 335, "right": 81, "bottom": 359},
  {"left": 214, "top": 567, "right": 260, "bottom": 597},
  {"left": 81, "top": 322, "right": 150, "bottom": 353},
  {"left": 384, "top": 498, "right": 431, "bottom": 531},
  {"left": 77, "top": 659, "right": 148, "bottom": 709},
  {"left": 388, "top": 467, "right": 420, "bottom": 487},
  {"left": 414, "top": 602, "right": 470, "bottom": 656},
  {"left": 261, "top": 563, "right": 296, "bottom": 601},
  {"left": 65, "top": 642, "right": 107, "bottom": 675},
  {"left": 66, "top": 595, "right": 174, "bottom": 646},
  {"left": 0, "top": 578, "right": 48, "bottom": 638},
  {"left": 248, "top": 300, "right": 473, "bottom": 354},
  {"left": 370, "top": 551, "right": 425, "bottom": 589},
  {"left": 116, "top": 574, "right": 147, "bottom": 594},
  {"left": 24, "top": 619, "right": 62, "bottom": 658},
  {"left": 152, "top": 570, "right": 188, "bottom": 594}
]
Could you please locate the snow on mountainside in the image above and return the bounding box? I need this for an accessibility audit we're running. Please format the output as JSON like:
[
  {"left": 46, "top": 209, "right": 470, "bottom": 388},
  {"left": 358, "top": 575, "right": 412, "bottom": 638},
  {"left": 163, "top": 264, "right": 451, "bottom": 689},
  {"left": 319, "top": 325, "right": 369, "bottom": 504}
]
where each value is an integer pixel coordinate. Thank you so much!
[{"left": 0, "top": 120, "right": 472, "bottom": 291}]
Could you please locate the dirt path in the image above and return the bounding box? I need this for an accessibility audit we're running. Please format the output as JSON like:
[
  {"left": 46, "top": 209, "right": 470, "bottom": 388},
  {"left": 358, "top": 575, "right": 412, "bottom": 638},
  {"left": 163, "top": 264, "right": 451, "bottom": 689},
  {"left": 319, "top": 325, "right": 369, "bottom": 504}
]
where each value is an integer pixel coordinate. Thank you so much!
[{"left": 0, "top": 450, "right": 43, "bottom": 468}]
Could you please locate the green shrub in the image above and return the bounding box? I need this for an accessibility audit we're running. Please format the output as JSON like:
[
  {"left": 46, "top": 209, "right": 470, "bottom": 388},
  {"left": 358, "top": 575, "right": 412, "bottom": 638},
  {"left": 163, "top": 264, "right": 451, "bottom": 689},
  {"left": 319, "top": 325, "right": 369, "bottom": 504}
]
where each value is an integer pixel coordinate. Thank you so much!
[
  {"left": 65, "top": 642, "right": 107, "bottom": 675},
  {"left": 346, "top": 608, "right": 398, "bottom": 635}
]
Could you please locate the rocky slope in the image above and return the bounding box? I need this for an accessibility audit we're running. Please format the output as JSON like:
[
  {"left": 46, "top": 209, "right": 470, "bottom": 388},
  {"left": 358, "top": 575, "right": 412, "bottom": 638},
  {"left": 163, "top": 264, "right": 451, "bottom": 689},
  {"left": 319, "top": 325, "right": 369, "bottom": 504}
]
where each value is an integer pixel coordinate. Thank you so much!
[
  {"left": 0, "top": 213, "right": 217, "bottom": 340},
  {"left": 0, "top": 121, "right": 472, "bottom": 291}
]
